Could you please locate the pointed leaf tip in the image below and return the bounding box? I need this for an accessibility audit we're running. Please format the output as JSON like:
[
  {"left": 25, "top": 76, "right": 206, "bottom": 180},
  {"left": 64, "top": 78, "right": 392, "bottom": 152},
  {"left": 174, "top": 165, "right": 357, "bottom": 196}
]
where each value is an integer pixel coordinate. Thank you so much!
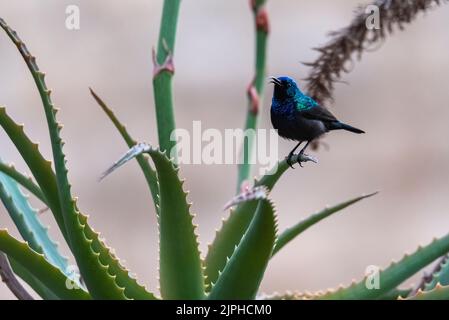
[
  {"left": 223, "top": 186, "right": 269, "bottom": 211},
  {"left": 272, "top": 192, "right": 378, "bottom": 255},
  {"left": 99, "top": 142, "right": 152, "bottom": 181}
]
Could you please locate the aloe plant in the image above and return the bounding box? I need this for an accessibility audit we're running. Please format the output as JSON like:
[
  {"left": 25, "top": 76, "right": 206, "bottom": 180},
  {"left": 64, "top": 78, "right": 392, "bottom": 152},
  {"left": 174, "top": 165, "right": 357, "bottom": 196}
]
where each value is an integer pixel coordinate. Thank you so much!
[{"left": 0, "top": 0, "right": 448, "bottom": 300}]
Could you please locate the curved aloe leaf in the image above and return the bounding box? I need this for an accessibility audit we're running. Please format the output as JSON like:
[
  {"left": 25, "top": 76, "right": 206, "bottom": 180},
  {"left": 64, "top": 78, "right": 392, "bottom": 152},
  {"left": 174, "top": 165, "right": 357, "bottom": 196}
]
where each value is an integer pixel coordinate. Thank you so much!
[
  {"left": 258, "top": 291, "right": 308, "bottom": 300},
  {"left": 0, "top": 230, "right": 90, "bottom": 300},
  {"left": 0, "top": 107, "right": 66, "bottom": 239},
  {"left": 0, "top": 172, "right": 73, "bottom": 280},
  {"left": 260, "top": 287, "right": 413, "bottom": 300},
  {"left": 204, "top": 155, "right": 313, "bottom": 289},
  {"left": 424, "top": 255, "right": 449, "bottom": 291},
  {"left": 316, "top": 233, "right": 449, "bottom": 299},
  {"left": 0, "top": 18, "right": 156, "bottom": 300},
  {"left": 89, "top": 88, "right": 159, "bottom": 212},
  {"left": 0, "top": 110, "right": 128, "bottom": 298},
  {"left": 66, "top": 215, "right": 131, "bottom": 299},
  {"left": 272, "top": 192, "right": 377, "bottom": 256},
  {"left": 406, "top": 284, "right": 449, "bottom": 300},
  {"left": 0, "top": 18, "right": 70, "bottom": 234},
  {"left": 0, "top": 108, "right": 154, "bottom": 299},
  {"left": 377, "top": 287, "right": 412, "bottom": 300},
  {"left": 149, "top": 148, "right": 204, "bottom": 299},
  {"left": 0, "top": 161, "right": 46, "bottom": 205},
  {"left": 78, "top": 213, "right": 158, "bottom": 300},
  {"left": 205, "top": 202, "right": 258, "bottom": 290},
  {"left": 101, "top": 143, "right": 205, "bottom": 299},
  {"left": 207, "top": 199, "right": 277, "bottom": 300},
  {"left": 0, "top": 19, "right": 67, "bottom": 237}
]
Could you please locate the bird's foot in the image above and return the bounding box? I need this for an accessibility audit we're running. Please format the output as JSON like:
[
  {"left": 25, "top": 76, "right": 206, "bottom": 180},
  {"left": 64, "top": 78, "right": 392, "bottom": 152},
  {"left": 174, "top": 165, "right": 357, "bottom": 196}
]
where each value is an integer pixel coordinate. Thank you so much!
[
  {"left": 286, "top": 152, "right": 318, "bottom": 169},
  {"left": 297, "top": 150, "right": 305, "bottom": 168},
  {"left": 286, "top": 153, "right": 296, "bottom": 169}
]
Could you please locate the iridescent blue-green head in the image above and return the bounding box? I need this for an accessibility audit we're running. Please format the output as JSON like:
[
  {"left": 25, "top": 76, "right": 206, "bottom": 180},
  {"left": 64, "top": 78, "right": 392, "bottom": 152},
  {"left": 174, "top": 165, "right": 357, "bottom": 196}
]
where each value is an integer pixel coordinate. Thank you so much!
[{"left": 269, "top": 76, "right": 303, "bottom": 102}]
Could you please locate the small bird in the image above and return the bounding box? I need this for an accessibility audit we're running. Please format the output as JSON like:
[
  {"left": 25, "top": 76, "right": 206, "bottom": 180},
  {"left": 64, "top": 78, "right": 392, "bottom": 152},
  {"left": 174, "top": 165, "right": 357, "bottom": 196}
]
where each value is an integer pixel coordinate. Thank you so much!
[{"left": 269, "top": 76, "right": 364, "bottom": 168}]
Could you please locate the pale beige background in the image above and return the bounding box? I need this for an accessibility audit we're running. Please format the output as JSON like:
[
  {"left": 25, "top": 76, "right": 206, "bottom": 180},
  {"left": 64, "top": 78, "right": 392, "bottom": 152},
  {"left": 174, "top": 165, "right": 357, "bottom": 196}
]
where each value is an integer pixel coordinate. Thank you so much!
[{"left": 0, "top": 0, "right": 449, "bottom": 299}]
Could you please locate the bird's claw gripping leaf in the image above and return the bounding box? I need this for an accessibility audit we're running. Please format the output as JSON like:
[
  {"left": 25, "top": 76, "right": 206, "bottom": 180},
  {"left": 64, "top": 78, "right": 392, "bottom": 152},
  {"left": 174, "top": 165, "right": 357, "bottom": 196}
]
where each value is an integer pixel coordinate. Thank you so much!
[
  {"left": 286, "top": 154, "right": 295, "bottom": 169},
  {"left": 286, "top": 153, "right": 318, "bottom": 169}
]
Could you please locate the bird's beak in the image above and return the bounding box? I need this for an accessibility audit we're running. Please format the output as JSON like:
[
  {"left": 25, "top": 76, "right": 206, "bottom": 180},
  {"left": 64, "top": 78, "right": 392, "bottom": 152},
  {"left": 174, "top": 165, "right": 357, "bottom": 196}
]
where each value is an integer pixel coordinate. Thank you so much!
[{"left": 269, "top": 77, "right": 282, "bottom": 86}]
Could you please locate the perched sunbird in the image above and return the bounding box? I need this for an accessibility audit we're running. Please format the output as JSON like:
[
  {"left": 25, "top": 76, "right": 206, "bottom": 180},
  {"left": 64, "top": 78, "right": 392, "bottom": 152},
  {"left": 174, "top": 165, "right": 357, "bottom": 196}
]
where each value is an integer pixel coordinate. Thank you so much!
[{"left": 269, "top": 76, "right": 365, "bottom": 168}]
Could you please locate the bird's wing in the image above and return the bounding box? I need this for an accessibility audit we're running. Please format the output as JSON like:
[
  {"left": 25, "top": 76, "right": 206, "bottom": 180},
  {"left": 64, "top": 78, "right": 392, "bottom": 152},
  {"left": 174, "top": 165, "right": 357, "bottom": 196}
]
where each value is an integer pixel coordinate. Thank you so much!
[{"left": 299, "top": 105, "right": 337, "bottom": 123}]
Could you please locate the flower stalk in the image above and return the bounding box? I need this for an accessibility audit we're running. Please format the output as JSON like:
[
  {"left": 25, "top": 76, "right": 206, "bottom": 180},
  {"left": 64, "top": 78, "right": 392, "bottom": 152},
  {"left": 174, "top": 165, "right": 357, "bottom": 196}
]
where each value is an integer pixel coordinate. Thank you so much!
[
  {"left": 153, "top": 0, "right": 182, "bottom": 161},
  {"left": 236, "top": 0, "right": 270, "bottom": 192}
]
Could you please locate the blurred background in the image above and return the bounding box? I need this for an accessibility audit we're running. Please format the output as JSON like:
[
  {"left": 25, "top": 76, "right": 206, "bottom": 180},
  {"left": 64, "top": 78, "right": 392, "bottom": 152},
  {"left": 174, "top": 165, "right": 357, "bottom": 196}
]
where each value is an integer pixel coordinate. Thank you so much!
[{"left": 0, "top": 0, "right": 449, "bottom": 299}]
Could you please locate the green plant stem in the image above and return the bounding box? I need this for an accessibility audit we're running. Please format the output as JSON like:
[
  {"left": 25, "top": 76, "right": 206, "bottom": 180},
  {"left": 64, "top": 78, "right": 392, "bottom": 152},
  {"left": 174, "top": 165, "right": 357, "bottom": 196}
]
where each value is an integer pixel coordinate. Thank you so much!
[
  {"left": 153, "top": 0, "right": 181, "bottom": 160},
  {"left": 236, "top": 0, "right": 269, "bottom": 193}
]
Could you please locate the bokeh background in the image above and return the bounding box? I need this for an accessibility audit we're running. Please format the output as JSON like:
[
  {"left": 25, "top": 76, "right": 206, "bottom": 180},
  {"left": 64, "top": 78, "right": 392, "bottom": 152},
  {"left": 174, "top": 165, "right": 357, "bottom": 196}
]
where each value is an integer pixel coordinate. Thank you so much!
[{"left": 0, "top": 0, "right": 449, "bottom": 299}]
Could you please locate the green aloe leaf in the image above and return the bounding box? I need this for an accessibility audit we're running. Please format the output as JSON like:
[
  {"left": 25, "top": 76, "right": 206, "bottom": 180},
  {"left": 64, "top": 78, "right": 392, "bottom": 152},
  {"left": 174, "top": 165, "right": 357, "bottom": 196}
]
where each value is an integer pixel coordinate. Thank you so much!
[
  {"left": 0, "top": 19, "right": 68, "bottom": 239},
  {"left": 0, "top": 106, "right": 67, "bottom": 240},
  {"left": 0, "top": 229, "right": 90, "bottom": 300},
  {"left": 0, "top": 18, "right": 71, "bottom": 238},
  {"left": 272, "top": 192, "right": 377, "bottom": 256},
  {"left": 204, "top": 155, "right": 338, "bottom": 290},
  {"left": 317, "top": 233, "right": 449, "bottom": 299},
  {"left": 204, "top": 160, "right": 288, "bottom": 289},
  {"left": 423, "top": 255, "right": 449, "bottom": 291},
  {"left": 101, "top": 143, "right": 205, "bottom": 299},
  {"left": 78, "top": 213, "right": 158, "bottom": 300},
  {"left": 406, "top": 284, "right": 449, "bottom": 300},
  {"left": 90, "top": 88, "right": 159, "bottom": 212},
  {"left": 258, "top": 291, "right": 308, "bottom": 300},
  {"left": 149, "top": 147, "right": 204, "bottom": 299},
  {"left": 0, "top": 18, "right": 156, "bottom": 300},
  {"left": 0, "top": 107, "right": 154, "bottom": 299},
  {"left": 207, "top": 199, "right": 277, "bottom": 300},
  {"left": 0, "top": 161, "right": 46, "bottom": 205},
  {"left": 0, "top": 170, "right": 74, "bottom": 281},
  {"left": 205, "top": 202, "right": 258, "bottom": 290},
  {"left": 260, "top": 287, "right": 413, "bottom": 300},
  {"left": 377, "top": 287, "right": 412, "bottom": 300},
  {"left": 255, "top": 157, "right": 303, "bottom": 190}
]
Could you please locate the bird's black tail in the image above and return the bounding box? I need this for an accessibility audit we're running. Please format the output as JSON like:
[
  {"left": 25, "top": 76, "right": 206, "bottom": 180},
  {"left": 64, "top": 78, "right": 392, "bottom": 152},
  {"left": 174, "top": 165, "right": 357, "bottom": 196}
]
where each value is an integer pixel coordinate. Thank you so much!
[{"left": 329, "top": 121, "right": 365, "bottom": 134}]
